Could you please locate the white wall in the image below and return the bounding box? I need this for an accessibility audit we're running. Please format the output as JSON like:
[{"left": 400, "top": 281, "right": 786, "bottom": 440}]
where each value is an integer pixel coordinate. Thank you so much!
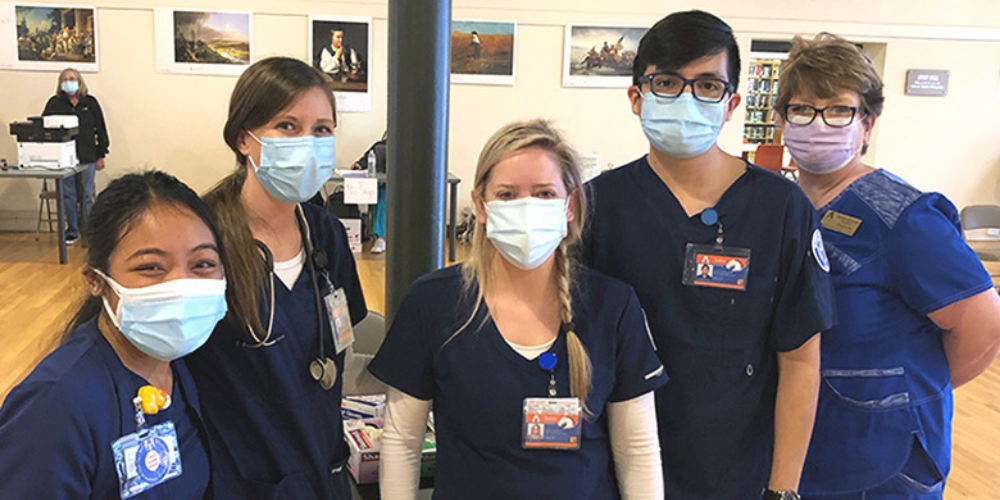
[{"left": 3, "top": 0, "right": 1000, "bottom": 231}]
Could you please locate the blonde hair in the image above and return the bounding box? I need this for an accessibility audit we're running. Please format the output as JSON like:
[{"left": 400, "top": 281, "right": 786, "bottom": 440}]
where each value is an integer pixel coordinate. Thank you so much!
[
  {"left": 455, "top": 119, "right": 593, "bottom": 412},
  {"left": 56, "top": 68, "right": 88, "bottom": 97}
]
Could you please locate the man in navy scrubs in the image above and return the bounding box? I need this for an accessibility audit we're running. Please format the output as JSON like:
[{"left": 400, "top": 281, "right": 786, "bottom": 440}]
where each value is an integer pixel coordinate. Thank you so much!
[{"left": 582, "top": 11, "right": 834, "bottom": 500}]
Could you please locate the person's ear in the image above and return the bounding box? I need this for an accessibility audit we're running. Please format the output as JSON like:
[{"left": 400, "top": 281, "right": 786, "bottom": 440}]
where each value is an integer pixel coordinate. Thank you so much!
[
  {"left": 628, "top": 86, "right": 643, "bottom": 117},
  {"left": 236, "top": 131, "right": 252, "bottom": 158},
  {"left": 722, "top": 92, "right": 742, "bottom": 124},
  {"left": 473, "top": 190, "right": 487, "bottom": 225},
  {"left": 82, "top": 266, "right": 106, "bottom": 297},
  {"left": 566, "top": 189, "right": 578, "bottom": 223}
]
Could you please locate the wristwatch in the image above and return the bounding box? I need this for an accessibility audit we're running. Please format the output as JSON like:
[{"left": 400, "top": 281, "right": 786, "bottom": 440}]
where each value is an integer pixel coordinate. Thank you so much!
[{"left": 762, "top": 489, "right": 801, "bottom": 500}]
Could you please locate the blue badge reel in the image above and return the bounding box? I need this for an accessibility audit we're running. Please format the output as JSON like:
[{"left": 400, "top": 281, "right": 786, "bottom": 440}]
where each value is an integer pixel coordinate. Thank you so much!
[{"left": 111, "top": 421, "right": 182, "bottom": 498}]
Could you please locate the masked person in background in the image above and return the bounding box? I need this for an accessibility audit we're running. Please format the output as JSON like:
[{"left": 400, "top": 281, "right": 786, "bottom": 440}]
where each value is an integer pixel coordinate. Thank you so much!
[
  {"left": 186, "top": 57, "right": 377, "bottom": 499},
  {"left": 43, "top": 68, "right": 110, "bottom": 245},
  {"left": 582, "top": 11, "right": 835, "bottom": 500},
  {"left": 0, "top": 171, "right": 227, "bottom": 499},
  {"left": 370, "top": 120, "right": 668, "bottom": 500},
  {"left": 778, "top": 33, "right": 1000, "bottom": 500}
]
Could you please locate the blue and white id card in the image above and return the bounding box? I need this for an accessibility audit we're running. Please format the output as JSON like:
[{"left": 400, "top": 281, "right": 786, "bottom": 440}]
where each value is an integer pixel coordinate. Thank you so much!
[
  {"left": 523, "top": 397, "right": 582, "bottom": 450},
  {"left": 111, "top": 421, "right": 182, "bottom": 499}
]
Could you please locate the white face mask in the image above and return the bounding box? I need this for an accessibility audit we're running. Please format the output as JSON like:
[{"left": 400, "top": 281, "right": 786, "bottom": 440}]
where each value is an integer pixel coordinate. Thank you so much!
[
  {"left": 95, "top": 270, "right": 227, "bottom": 361},
  {"left": 485, "top": 198, "right": 569, "bottom": 270}
]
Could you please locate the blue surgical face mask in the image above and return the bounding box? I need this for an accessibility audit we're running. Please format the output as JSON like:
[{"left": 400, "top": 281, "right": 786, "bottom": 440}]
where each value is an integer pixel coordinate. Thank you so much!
[
  {"left": 61, "top": 80, "right": 79, "bottom": 95},
  {"left": 640, "top": 92, "right": 728, "bottom": 158},
  {"left": 96, "top": 270, "right": 227, "bottom": 361},
  {"left": 249, "top": 132, "right": 336, "bottom": 203},
  {"left": 486, "top": 197, "right": 568, "bottom": 270}
]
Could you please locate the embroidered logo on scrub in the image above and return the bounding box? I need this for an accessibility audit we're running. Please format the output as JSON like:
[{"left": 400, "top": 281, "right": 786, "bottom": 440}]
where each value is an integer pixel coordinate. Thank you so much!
[{"left": 812, "top": 229, "right": 830, "bottom": 273}]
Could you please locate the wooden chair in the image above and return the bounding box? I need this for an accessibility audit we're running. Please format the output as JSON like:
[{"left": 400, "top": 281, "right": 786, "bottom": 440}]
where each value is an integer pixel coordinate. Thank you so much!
[
  {"left": 35, "top": 180, "right": 59, "bottom": 240},
  {"left": 753, "top": 144, "right": 784, "bottom": 174}
]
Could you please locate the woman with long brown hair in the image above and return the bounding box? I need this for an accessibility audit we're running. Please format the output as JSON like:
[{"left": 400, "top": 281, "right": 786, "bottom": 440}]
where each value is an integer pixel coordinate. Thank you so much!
[
  {"left": 370, "top": 120, "right": 668, "bottom": 499},
  {"left": 184, "top": 57, "right": 368, "bottom": 499}
]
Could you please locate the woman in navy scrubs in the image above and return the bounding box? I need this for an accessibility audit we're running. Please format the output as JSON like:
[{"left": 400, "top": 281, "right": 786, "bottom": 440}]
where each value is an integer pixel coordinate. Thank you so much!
[
  {"left": 0, "top": 171, "right": 227, "bottom": 499},
  {"left": 370, "top": 120, "right": 668, "bottom": 499},
  {"left": 777, "top": 34, "right": 1000, "bottom": 499},
  {"left": 185, "top": 57, "right": 367, "bottom": 499}
]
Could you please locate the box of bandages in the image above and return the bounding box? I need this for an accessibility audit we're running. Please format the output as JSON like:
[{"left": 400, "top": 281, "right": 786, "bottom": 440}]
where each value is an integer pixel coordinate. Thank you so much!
[{"left": 343, "top": 415, "right": 437, "bottom": 485}]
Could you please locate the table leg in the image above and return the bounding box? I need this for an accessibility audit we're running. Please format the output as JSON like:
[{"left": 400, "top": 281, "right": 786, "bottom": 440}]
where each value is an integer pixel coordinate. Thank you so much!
[
  {"left": 55, "top": 177, "right": 66, "bottom": 264},
  {"left": 449, "top": 181, "right": 457, "bottom": 262},
  {"left": 77, "top": 170, "right": 88, "bottom": 248}
]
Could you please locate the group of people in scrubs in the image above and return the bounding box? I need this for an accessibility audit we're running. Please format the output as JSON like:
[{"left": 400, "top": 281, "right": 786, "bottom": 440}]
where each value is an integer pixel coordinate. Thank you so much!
[{"left": 1, "top": 8, "right": 999, "bottom": 500}]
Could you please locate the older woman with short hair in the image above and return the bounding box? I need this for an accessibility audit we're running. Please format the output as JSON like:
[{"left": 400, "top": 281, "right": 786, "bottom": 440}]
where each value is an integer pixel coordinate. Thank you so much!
[
  {"left": 777, "top": 33, "right": 1000, "bottom": 499},
  {"left": 43, "top": 68, "right": 110, "bottom": 245}
]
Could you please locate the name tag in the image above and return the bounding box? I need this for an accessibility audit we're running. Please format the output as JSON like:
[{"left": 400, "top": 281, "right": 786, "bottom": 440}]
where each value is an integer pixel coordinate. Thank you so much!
[
  {"left": 111, "top": 421, "right": 182, "bottom": 499},
  {"left": 821, "top": 210, "right": 862, "bottom": 237},
  {"left": 325, "top": 288, "right": 355, "bottom": 354},
  {"left": 523, "top": 397, "right": 582, "bottom": 450},
  {"left": 682, "top": 243, "right": 751, "bottom": 291}
]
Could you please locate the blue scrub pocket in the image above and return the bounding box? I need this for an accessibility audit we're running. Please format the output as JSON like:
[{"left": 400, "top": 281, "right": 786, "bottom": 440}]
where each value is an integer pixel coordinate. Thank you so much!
[{"left": 801, "top": 367, "right": 917, "bottom": 495}]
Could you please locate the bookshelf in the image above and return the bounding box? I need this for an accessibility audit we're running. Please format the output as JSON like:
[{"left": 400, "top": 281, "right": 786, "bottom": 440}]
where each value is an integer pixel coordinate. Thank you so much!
[{"left": 744, "top": 58, "right": 782, "bottom": 145}]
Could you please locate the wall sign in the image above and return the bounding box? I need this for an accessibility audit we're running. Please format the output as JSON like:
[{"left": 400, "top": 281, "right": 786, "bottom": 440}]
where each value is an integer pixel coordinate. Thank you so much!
[{"left": 906, "top": 69, "right": 949, "bottom": 96}]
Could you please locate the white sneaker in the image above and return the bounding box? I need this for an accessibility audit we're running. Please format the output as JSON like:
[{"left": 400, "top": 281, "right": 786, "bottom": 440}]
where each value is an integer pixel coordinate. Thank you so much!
[{"left": 371, "top": 237, "right": 386, "bottom": 254}]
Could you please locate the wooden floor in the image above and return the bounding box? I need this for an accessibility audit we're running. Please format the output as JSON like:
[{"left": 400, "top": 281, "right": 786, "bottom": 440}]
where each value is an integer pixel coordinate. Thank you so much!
[{"left": 0, "top": 232, "right": 996, "bottom": 497}]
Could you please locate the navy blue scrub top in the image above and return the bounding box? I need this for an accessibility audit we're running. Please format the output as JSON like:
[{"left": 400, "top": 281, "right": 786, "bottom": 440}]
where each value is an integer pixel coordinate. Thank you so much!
[
  {"left": 369, "top": 265, "right": 668, "bottom": 500},
  {"left": 799, "top": 170, "right": 993, "bottom": 495},
  {"left": 0, "top": 318, "right": 209, "bottom": 499},
  {"left": 582, "top": 157, "right": 834, "bottom": 499},
  {"left": 185, "top": 203, "right": 367, "bottom": 500}
]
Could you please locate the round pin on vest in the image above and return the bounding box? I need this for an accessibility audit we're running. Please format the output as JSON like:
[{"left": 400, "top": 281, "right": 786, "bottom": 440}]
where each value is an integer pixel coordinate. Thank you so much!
[
  {"left": 700, "top": 208, "right": 719, "bottom": 226},
  {"left": 538, "top": 352, "right": 557, "bottom": 371}
]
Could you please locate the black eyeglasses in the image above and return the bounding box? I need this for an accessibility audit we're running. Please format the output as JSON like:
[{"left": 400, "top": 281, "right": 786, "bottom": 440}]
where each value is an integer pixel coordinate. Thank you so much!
[
  {"left": 635, "top": 73, "right": 734, "bottom": 103},
  {"left": 783, "top": 104, "right": 862, "bottom": 127}
]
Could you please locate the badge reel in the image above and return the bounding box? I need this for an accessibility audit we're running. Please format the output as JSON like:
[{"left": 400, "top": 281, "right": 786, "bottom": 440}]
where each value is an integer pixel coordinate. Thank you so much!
[
  {"left": 522, "top": 352, "right": 583, "bottom": 451},
  {"left": 111, "top": 386, "right": 183, "bottom": 499},
  {"left": 682, "top": 208, "right": 751, "bottom": 291}
]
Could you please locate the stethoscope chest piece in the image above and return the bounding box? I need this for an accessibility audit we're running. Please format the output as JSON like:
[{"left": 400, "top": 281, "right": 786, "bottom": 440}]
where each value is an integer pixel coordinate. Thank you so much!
[{"left": 310, "top": 357, "right": 338, "bottom": 391}]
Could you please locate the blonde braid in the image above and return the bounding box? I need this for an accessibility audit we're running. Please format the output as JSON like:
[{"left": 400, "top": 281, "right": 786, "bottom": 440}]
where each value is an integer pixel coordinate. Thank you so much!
[{"left": 556, "top": 245, "right": 593, "bottom": 415}]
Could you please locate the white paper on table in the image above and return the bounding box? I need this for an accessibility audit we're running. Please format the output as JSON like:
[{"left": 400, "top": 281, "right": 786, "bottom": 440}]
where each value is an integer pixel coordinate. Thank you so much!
[{"left": 344, "top": 178, "right": 378, "bottom": 205}]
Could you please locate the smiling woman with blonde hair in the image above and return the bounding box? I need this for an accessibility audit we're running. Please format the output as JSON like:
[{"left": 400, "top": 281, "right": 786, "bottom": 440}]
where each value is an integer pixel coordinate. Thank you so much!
[{"left": 370, "top": 119, "right": 668, "bottom": 500}]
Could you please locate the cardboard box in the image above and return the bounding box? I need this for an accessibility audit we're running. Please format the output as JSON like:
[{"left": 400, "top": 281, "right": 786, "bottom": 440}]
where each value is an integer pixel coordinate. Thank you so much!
[
  {"left": 344, "top": 414, "right": 437, "bottom": 485},
  {"left": 342, "top": 218, "right": 362, "bottom": 253}
]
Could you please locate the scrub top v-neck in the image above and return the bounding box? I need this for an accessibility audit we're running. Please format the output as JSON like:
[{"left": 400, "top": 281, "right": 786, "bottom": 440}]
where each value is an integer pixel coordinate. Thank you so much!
[
  {"left": 369, "top": 265, "right": 668, "bottom": 500},
  {"left": 583, "top": 156, "right": 834, "bottom": 499},
  {"left": 185, "top": 203, "right": 367, "bottom": 500},
  {"left": 0, "top": 318, "right": 210, "bottom": 499}
]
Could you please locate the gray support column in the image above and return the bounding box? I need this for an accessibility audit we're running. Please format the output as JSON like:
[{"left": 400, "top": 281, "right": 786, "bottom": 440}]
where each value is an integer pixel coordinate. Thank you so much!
[{"left": 385, "top": 0, "right": 451, "bottom": 321}]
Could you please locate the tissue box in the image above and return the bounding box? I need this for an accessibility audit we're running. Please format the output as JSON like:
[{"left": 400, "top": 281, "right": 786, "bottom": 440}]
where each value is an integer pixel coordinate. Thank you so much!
[{"left": 341, "top": 394, "right": 386, "bottom": 420}]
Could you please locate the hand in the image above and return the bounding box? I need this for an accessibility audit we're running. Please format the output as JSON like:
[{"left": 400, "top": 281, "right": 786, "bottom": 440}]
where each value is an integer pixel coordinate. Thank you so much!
[
  {"left": 351, "top": 162, "right": 363, "bottom": 171},
  {"left": 95, "top": 158, "right": 106, "bottom": 171}
]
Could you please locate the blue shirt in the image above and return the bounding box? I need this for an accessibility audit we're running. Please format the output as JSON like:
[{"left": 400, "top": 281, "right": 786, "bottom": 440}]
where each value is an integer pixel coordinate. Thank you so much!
[
  {"left": 368, "top": 265, "right": 668, "bottom": 500},
  {"left": 185, "top": 203, "right": 367, "bottom": 499},
  {"left": 0, "top": 318, "right": 209, "bottom": 499},
  {"left": 800, "top": 169, "right": 992, "bottom": 495},
  {"left": 583, "top": 157, "right": 834, "bottom": 499}
]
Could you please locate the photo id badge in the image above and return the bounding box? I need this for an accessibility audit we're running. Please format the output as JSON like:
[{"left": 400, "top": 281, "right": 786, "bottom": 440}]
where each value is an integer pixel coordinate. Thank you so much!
[
  {"left": 522, "top": 397, "right": 582, "bottom": 450},
  {"left": 111, "top": 421, "right": 182, "bottom": 499},
  {"left": 324, "top": 287, "right": 355, "bottom": 354},
  {"left": 682, "top": 243, "right": 751, "bottom": 291}
]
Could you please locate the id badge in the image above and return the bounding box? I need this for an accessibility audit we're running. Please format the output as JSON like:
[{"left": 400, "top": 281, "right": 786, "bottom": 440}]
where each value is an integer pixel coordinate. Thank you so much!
[
  {"left": 522, "top": 397, "right": 582, "bottom": 450},
  {"left": 324, "top": 288, "right": 355, "bottom": 354},
  {"left": 111, "top": 421, "right": 182, "bottom": 499},
  {"left": 682, "top": 243, "right": 751, "bottom": 291}
]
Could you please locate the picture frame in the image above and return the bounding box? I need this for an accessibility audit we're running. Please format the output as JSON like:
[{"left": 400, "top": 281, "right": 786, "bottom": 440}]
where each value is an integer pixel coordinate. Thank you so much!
[
  {"left": 154, "top": 8, "right": 252, "bottom": 76},
  {"left": 562, "top": 24, "right": 647, "bottom": 88},
  {"left": 309, "top": 14, "right": 372, "bottom": 113},
  {"left": 0, "top": 2, "right": 99, "bottom": 72},
  {"left": 450, "top": 19, "right": 516, "bottom": 86}
]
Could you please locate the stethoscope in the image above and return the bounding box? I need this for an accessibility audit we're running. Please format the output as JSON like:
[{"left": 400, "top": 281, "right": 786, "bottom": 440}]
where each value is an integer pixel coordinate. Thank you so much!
[{"left": 242, "top": 204, "right": 338, "bottom": 391}]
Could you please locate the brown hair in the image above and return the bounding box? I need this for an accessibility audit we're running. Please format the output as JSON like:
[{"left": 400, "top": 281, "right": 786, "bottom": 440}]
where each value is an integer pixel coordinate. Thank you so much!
[
  {"left": 454, "top": 119, "right": 593, "bottom": 412},
  {"left": 204, "top": 57, "right": 336, "bottom": 337},
  {"left": 56, "top": 68, "right": 88, "bottom": 97},
  {"left": 776, "top": 33, "right": 884, "bottom": 154}
]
